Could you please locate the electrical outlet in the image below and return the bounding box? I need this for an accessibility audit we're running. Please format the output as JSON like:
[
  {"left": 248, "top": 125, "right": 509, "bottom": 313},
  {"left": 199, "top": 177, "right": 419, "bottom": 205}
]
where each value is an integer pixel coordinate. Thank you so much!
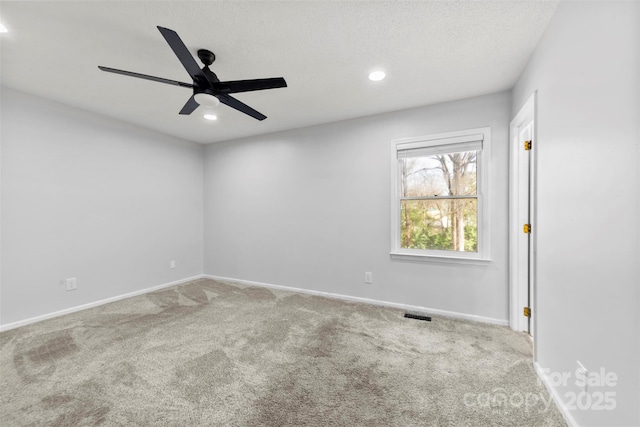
[
  {"left": 576, "top": 360, "right": 588, "bottom": 392},
  {"left": 364, "top": 272, "right": 373, "bottom": 284},
  {"left": 170, "top": 260, "right": 176, "bottom": 269},
  {"left": 65, "top": 277, "right": 77, "bottom": 291}
]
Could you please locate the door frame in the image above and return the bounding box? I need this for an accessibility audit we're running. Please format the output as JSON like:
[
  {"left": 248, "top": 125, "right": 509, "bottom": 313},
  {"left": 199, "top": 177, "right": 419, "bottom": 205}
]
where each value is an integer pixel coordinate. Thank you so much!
[{"left": 509, "top": 92, "right": 537, "bottom": 346}]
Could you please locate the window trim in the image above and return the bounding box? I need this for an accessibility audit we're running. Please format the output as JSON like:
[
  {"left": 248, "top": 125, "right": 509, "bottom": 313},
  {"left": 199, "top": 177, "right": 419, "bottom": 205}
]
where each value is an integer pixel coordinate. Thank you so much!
[{"left": 390, "top": 127, "right": 492, "bottom": 263}]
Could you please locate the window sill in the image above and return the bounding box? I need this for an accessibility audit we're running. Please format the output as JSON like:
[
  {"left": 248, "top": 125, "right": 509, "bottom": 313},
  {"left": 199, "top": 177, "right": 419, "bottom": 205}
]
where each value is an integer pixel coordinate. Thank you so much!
[{"left": 390, "top": 252, "right": 492, "bottom": 265}]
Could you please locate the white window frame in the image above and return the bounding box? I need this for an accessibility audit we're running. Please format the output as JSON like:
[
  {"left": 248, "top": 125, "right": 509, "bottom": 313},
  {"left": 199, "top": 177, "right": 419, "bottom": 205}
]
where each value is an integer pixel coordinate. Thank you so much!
[{"left": 390, "top": 127, "right": 491, "bottom": 264}]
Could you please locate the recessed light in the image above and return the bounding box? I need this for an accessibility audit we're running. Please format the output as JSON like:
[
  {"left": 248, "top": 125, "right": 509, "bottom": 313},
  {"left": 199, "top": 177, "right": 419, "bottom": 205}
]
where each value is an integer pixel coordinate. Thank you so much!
[
  {"left": 0, "top": 23, "right": 8, "bottom": 33},
  {"left": 203, "top": 114, "right": 218, "bottom": 121},
  {"left": 368, "top": 70, "right": 385, "bottom": 81}
]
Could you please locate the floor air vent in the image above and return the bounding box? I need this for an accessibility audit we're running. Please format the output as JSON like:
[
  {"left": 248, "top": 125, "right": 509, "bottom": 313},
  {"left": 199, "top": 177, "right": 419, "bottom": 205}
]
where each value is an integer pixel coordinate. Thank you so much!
[{"left": 404, "top": 312, "right": 432, "bottom": 322}]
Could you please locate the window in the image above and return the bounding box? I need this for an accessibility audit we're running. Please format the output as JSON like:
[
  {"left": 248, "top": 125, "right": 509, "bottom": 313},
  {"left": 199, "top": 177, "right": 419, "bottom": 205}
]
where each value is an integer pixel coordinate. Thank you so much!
[{"left": 390, "top": 128, "right": 491, "bottom": 262}]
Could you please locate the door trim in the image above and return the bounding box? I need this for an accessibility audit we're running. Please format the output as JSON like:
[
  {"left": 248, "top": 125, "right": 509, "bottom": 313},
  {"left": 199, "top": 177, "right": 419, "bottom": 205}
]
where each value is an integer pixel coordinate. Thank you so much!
[{"left": 509, "top": 93, "right": 537, "bottom": 345}]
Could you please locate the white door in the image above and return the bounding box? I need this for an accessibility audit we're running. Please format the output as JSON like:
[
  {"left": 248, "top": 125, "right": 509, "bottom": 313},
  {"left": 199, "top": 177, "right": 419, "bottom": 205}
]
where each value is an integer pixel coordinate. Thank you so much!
[
  {"left": 519, "top": 122, "right": 534, "bottom": 336},
  {"left": 509, "top": 94, "right": 535, "bottom": 338}
]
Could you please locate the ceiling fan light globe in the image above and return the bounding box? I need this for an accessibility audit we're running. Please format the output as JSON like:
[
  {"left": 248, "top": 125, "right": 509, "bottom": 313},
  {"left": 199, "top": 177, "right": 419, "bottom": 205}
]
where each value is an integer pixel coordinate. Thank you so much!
[{"left": 194, "top": 93, "right": 220, "bottom": 107}]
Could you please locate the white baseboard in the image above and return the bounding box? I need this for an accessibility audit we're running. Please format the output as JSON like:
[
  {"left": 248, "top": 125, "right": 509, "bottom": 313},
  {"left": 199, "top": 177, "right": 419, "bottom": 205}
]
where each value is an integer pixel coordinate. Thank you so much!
[
  {"left": 203, "top": 274, "right": 509, "bottom": 327},
  {"left": 534, "top": 362, "right": 579, "bottom": 427},
  {"left": 1, "top": 274, "right": 509, "bottom": 332},
  {"left": 0, "top": 274, "right": 206, "bottom": 332}
]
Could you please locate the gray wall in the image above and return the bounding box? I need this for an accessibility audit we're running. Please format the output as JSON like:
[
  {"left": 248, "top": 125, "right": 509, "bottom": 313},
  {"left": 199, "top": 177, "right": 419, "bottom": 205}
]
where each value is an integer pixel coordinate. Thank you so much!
[
  {"left": 512, "top": 2, "right": 640, "bottom": 425},
  {"left": 204, "top": 91, "right": 511, "bottom": 323},
  {"left": 1, "top": 87, "right": 204, "bottom": 326}
]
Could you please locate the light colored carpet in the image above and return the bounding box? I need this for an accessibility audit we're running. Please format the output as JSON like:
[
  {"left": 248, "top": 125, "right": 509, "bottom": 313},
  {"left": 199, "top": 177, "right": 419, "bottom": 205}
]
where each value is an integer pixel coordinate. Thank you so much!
[{"left": 0, "top": 278, "right": 566, "bottom": 426}]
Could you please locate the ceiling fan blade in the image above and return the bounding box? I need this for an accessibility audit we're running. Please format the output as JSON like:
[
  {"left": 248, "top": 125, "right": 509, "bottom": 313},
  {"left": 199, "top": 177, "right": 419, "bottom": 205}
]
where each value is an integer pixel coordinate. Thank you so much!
[
  {"left": 157, "top": 26, "right": 208, "bottom": 85},
  {"left": 179, "top": 96, "right": 200, "bottom": 115},
  {"left": 213, "top": 78, "right": 287, "bottom": 94},
  {"left": 98, "top": 66, "right": 193, "bottom": 88},
  {"left": 218, "top": 95, "right": 267, "bottom": 121}
]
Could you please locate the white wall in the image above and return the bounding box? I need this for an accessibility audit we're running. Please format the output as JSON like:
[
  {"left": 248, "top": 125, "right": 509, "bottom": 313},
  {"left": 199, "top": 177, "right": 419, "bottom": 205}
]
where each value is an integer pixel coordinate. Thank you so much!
[
  {"left": 512, "top": 2, "right": 640, "bottom": 426},
  {"left": 0, "top": 87, "right": 204, "bottom": 327},
  {"left": 204, "top": 91, "right": 511, "bottom": 323}
]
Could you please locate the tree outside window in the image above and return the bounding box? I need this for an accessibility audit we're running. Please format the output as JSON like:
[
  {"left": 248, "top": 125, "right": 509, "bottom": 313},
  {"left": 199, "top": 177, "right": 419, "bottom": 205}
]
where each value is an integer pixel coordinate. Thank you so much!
[{"left": 400, "top": 150, "right": 477, "bottom": 252}]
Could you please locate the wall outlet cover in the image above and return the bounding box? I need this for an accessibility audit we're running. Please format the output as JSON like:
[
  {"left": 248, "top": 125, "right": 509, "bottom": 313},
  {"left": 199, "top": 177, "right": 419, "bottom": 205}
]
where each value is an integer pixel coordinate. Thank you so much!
[{"left": 65, "top": 277, "right": 77, "bottom": 291}]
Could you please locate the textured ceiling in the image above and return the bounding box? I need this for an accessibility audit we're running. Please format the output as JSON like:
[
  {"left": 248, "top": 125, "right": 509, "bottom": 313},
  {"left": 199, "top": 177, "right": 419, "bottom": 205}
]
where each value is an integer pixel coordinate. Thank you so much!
[{"left": 0, "top": 1, "right": 558, "bottom": 144}]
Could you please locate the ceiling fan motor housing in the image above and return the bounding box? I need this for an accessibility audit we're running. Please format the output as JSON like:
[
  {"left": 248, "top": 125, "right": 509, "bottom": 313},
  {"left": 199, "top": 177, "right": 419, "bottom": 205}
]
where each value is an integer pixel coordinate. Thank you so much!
[{"left": 201, "top": 67, "right": 220, "bottom": 86}]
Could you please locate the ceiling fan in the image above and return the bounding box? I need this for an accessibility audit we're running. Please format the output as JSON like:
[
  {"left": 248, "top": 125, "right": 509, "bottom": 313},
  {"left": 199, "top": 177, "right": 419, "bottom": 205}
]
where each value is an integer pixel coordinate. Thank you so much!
[{"left": 98, "top": 26, "right": 287, "bottom": 121}]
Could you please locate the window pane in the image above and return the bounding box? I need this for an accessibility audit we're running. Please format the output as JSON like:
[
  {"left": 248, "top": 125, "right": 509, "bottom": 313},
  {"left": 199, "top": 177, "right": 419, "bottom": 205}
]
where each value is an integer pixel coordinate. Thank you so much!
[
  {"left": 400, "top": 198, "right": 477, "bottom": 252},
  {"left": 400, "top": 151, "right": 477, "bottom": 197}
]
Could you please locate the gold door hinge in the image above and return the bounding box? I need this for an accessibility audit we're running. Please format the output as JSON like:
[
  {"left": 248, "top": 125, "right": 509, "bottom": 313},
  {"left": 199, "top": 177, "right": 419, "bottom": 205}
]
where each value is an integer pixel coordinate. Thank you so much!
[
  {"left": 523, "top": 224, "right": 531, "bottom": 234},
  {"left": 523, "top": 307, "right": 531, "bottom": 317},
  {"left": 524, "top": 140, "right": 532, "bottom": 150}
]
